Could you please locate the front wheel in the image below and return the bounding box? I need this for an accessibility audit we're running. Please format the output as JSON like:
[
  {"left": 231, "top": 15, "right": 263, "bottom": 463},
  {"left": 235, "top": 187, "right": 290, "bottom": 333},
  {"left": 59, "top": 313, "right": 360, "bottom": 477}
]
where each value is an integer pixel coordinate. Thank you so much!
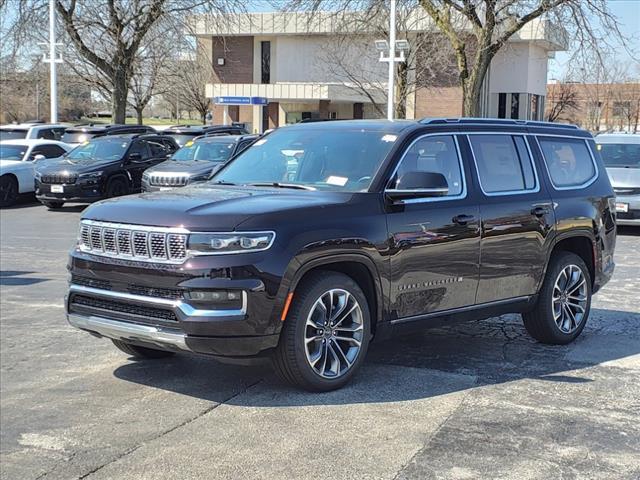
[
  {"left": 105, "top": 178, "right": 128, "bottom": 198},
  {"left": 0, "top": 175, "right": 19, "bottom": 208},
  {"left": 272, "top": 272, "right": 371, "bottom": 391},
  {"left": 523, "top": 251, "right": 592, "bottom": 344}
]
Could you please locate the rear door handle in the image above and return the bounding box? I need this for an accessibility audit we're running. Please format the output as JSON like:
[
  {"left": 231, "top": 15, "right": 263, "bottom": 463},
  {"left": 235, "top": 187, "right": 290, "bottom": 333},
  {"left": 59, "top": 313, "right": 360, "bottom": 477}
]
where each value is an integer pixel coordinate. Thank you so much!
[
  {"left": 531, "top": 206, "right": 550, "bottom": 217},
  {"left": 452, "top": 214, "right": 477, "bottom": 225}
]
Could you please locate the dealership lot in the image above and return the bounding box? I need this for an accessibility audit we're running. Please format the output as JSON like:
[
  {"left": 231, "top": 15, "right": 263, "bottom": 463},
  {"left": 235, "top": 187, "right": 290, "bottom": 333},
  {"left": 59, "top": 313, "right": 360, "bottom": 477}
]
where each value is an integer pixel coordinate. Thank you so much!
[{"left": 1, "top": 201, "right": 639, "bottom": 480}]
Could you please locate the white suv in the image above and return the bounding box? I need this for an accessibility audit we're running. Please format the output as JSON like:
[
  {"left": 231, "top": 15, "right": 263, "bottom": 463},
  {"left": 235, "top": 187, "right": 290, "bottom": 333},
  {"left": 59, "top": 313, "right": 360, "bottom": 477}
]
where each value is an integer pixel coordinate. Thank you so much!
[{"left": 0, "top": 123, "right": 68, "bottom": 142}]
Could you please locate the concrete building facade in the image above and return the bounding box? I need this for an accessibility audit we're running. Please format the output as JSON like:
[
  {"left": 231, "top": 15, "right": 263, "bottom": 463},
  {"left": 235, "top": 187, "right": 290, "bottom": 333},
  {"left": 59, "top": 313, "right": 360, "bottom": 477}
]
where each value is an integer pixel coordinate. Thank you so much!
[{"left": 191, "top": 11, "right": 567, "bottom": 132}]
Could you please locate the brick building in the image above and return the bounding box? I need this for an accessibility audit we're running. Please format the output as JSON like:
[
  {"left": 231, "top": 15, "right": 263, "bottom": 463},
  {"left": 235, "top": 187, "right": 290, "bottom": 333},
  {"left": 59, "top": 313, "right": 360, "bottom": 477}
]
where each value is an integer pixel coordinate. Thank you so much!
[{"left": 191, "top": 10, "right": 567, "bottom": 132}]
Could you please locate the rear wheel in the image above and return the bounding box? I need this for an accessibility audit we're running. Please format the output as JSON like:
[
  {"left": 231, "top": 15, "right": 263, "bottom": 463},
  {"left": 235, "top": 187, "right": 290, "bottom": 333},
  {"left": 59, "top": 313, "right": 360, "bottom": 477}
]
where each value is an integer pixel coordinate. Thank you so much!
[
  {"left": 0, "top": 175, "right": 19, "bottom": 208},
  {"left": 42, "top": 200, "right": 64, "bottom": 209},
  {"left": 111, "top": 339, "right": 175, "bottom": 359},
  {"left": 273, "top": 272, "right": 371, "bottom": 391},
  {"left": 105, "top": 177, "right": 128, "bottom": 198},
  {"left": 523, "top": 251, "right": 591, "bottom": 344}
]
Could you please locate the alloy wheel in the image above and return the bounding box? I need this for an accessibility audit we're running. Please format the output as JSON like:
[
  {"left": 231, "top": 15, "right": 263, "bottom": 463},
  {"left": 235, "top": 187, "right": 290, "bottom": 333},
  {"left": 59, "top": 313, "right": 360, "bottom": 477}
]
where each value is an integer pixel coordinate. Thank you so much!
[
  {"left": 304, "top": 289, "right": 364, "bottom": 379},
  {"left": 552, "top": 264, "right": 588, "bottom": 334}
]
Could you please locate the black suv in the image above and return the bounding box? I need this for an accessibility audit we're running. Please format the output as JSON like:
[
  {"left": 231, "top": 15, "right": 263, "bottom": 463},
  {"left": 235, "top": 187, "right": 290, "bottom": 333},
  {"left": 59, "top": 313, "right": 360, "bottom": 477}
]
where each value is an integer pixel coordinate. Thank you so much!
[
  {"left": 61, "top": 124, "right": 155, "bottom": 145},
  {"left": 65, "top": 119, "right": 617, "bottom": 391},
  {"left": 161, "top": 124, "right": 249, "bottom": 146},
  {"left": 35, "top": 134, "right": 178, "bottom": 208},
  {"left": 142, "top": 134, "right": 259, "bottom": 192}
]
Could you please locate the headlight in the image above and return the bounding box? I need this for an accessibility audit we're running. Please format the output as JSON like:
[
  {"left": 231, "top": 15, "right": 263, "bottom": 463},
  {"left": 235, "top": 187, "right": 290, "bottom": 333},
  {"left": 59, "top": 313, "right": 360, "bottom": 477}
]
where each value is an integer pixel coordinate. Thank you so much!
[
  {"left": 34, "top": 171, "right": 42, "bottom": 180},
  {"left": 78, "top": 171, "right": 103, "bottom": 179},
  {"left": 188, "top": 231, "right": 275, "bottom": 255}
]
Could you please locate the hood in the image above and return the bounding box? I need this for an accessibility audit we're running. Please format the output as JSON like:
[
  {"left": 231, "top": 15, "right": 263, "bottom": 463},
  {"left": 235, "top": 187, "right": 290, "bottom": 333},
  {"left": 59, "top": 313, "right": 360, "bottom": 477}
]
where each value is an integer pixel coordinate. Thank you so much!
[
  {"left": 145, "top": 160, "right": 220, "bottom": 176},
  {"left": 82, "top": 184, "right": 353, "bottom": 231},
  {"left": 606, "top": 167, "right": 640, "bottom": 188},
  {"left": 36, "top": 156, "right": 118, "bottom": 174}
]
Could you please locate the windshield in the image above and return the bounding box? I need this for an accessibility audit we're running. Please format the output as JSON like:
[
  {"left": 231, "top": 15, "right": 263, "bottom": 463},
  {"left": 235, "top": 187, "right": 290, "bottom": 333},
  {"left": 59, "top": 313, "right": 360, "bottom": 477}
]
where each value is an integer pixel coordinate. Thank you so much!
[
  {"left": 165, "top": 134, "right": 198, "bottom": 147},
  {"left": 598, "top": 143, "right": 640, "bottom": 168},
  {"left": 0, "top": 129, "right": 28, "bottom": 141},
  {"left": 211, "top": 128, "right": 398, "bottom": 191},
  {"left": 0, "top": 144, "right": 28, "bottom": 161},
  {"left": 66, "top": 138, "right": 129, "bottom": 161},
  {"left": 172, "top": 140, "right": 235, "bottom": 162},
  {"left": 61, "top": 131, "right": 96, "bottom": 144}
]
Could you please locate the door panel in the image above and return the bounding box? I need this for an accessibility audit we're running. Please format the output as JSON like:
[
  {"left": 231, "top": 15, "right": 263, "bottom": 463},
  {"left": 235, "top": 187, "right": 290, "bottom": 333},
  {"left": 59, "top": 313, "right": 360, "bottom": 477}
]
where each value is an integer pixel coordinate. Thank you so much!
[
  {"left": 466, "top": 134, "right": 555, "bottom": 303},
  {"left": 386, "top": 134, "right": 481, "bottom": 319}
]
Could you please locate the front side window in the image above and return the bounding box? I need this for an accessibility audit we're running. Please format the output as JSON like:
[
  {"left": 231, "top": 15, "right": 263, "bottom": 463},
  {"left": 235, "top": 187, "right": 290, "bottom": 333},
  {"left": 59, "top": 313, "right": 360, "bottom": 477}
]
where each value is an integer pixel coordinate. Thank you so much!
[
  {"left": 0, "top": 129, "right": 28, "bottom": 141},
  {"left": 391, "top": 135, "right": 464, "bottom": 196},
  {"left": 538, "top": 137, "right": 596, "bottom": 188},
  {"left": 211, "top": 127, "right": 397, "bottom": 192},
  {"left": 66, "top": 138, "right": 129, "bottom": 161},
  {"left": 598, "top": 143, "right": 640, "bottom": 168},
  {"left": 469, "top": 134, "right": 537, "bottom": 194},
  {"left": 173, "top": 140, "right": 235, "bottom": 163}
]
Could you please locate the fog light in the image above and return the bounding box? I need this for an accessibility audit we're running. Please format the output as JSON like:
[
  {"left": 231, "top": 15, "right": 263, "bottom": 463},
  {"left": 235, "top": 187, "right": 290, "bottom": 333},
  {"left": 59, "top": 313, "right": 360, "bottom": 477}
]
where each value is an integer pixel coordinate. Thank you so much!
[{"left": 186, "top": 290, "right": 243, "bottom": 304}]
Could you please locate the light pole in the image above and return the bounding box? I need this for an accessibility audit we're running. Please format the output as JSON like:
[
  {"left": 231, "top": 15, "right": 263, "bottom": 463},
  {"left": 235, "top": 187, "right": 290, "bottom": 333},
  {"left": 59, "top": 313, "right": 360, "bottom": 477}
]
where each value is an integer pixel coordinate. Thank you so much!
[
  {"left": 375, "top": 0, "right": 409, "bottom": 120},
  {"left": 41, "top": 0, "right": 63, "bottom": 123}
]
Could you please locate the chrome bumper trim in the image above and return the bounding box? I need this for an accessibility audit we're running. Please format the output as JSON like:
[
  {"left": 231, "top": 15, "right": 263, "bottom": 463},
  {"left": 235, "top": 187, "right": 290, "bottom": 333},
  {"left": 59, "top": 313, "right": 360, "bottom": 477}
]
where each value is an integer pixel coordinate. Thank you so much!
[
  {"left": 67, "top": 313, "right": 189, "bottom": 351},
  {"left": 68, "top": 284, "right": 248, "bottom": 317}
]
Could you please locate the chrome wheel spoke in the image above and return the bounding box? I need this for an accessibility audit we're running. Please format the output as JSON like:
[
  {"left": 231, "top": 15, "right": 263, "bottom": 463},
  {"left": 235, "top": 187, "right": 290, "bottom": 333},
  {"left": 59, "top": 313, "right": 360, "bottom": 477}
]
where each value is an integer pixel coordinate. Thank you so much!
[
  {"left": 304, "top": 288, "right": 364, "bottom": 379},
  {"left": 552, "top": 264, "right": 588, "bottom": 334}
]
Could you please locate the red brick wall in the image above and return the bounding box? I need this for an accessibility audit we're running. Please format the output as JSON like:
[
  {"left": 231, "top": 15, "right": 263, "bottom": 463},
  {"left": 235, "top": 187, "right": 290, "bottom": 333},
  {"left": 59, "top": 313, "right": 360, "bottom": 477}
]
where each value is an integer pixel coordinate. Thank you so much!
[
  {"left": 414, "top": 87, "right": 463, "bottom": 118},
  {"left": 211, "top": 36, "right": 254, "bottom": 83}
]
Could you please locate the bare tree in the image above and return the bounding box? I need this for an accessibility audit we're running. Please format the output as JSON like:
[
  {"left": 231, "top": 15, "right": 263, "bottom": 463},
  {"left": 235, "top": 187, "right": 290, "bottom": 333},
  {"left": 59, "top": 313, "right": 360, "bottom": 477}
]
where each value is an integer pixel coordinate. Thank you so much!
[
  {"left": 546, "top": 81, "right": 578, "bottom": 123},
  {"left": 287, "top": 0, "right": 633, "bottom": 117}
]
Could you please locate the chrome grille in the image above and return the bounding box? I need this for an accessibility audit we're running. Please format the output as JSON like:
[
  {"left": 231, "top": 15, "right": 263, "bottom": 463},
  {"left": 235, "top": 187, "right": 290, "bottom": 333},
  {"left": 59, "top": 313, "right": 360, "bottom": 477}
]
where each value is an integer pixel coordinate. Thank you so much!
[
  {"left": 614, "top": 187, "right": 640, "bottom": 196},
  {"left": 41, "top": 173, "right": 78, "bottom": 184},
  {"left": 78, "top": 220, "right": 188, "bottom": 264},
  {"left": 149, "top": 174, "right": 190, "bottom": 187}
]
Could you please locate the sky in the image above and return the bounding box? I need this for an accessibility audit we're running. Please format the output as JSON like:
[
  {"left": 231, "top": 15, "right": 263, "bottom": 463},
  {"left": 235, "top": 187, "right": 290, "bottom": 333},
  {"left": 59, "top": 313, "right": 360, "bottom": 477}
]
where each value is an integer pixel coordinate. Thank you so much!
[{"left": 548, "top": 0, "right": 640, "bottom": 80}]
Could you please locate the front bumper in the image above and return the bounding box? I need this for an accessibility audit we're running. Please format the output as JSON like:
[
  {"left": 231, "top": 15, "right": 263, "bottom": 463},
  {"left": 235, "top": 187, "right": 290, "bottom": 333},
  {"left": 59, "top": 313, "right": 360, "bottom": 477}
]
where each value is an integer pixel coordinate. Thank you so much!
[
  {"left": 615, "top": 194, "right": 640, "bottom": 226},
  {"left": 36, "top": 182, "right": 104, "bottom": 203}
]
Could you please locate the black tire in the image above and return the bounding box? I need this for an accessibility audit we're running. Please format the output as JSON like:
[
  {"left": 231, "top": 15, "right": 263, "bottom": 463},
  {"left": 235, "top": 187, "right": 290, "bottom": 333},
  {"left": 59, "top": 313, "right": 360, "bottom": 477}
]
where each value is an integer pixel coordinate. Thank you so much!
[
  {"left": 272, "top": 271, "right": 372, "bottom": 392},
  {"left": 111, "top": 339, "right": 175, "bottom": 359},
  {"left": 523, "top": 251, "right": 592, "bottom": 345},
  {"left": 0, "top": 175, "right": 19, "bottom": 208},
  {"left": 105, "top": 177, "right": 128, "bottom": 198},
  {"left": 42, "top": 200, "right": 64, "bottom": 209}
]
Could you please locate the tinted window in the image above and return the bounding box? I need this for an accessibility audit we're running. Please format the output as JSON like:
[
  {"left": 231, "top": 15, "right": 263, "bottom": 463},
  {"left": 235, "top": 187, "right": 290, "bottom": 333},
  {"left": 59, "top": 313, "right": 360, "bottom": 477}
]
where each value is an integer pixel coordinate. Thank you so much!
[
  {"left": 147, "top": 140, "right": 169, "bottom": 157},
  {"left": 66, "top": 138, "right": 129, "bottom": 161},
  {"left": 470, "top": 135, "right": 537, "bottom": 194},
  {"left": 212, "top": 128, "right": 397, "bottom": 192},
  {"left": 128, "top": 141, "right": 150, "bottom": 159},
  {"left": 30, "top": 145, "right": 67, "bottom": 160},
  {"left": 0, "top": 144, "right": 28, "bottom": 160},
  {"left": 0, "top": 129, "right": 28, "bottom": 140},
  {"left": 392, "top": 135, "right": 463, "bottom": 196},
  {"left": 598, "top": 143, "right": 640, "bottom": 168},
  {"left": 538, "top": 137, "right": 596, "bottom": 188}
]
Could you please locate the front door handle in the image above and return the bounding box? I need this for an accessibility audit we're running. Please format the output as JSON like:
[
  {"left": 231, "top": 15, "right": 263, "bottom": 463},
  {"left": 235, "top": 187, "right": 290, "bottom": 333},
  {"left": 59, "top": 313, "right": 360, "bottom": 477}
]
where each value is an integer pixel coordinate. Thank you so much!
[
  {"left": 531, "top": 206, "right": 550, "bottom": 217},
  {"left": 452, "top": 214, "right": 476, "bottom": 225}
]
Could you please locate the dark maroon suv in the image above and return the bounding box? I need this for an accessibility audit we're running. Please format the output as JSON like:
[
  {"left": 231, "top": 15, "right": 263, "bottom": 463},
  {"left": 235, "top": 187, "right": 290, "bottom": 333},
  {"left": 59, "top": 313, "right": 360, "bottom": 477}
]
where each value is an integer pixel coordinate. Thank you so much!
[{"left": 65, "top": 119, "right": 617, "bottom": 391}]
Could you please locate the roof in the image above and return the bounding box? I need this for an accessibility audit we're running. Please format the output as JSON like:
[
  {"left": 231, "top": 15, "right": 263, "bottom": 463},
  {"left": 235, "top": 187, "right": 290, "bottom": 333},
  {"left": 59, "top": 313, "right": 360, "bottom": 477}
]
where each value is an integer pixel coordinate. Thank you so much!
[
  {"left": 0, "top": 123, "right": 68, "bottom": 130},
  {"left": 595, "top": 133, "right": 640, "bottom": 144},
  {"left": 0, "top": 139, "right": 72, "bottom": 148},
  {"left": 286, "top": 119, "right": 416, "bottom": 133},
  {"left": 195, "top": 134, "right": 258, "bottom": 143}
]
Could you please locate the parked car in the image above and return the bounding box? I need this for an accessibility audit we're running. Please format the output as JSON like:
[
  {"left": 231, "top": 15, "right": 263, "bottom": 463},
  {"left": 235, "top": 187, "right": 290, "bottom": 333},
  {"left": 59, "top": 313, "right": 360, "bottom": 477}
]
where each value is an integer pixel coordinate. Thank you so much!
[
  {"left": 0, "top": 123, "right": 68, "bottom": 141},
  {"left": 161, "top": 124, "right": 249, "bottom": 147},
  {"left": 0, "top": 139, "right": 73, "bottom": 207},
  {"left": 596, "top": 133, "right": 640, "bottom": 226},
  {"left": 142, "top": 134, "right": 259, "bottom": 192},
  {"left": 65, "top": 118, "right": 616, "bottom": 392},
  {"left": 35, "top": 133, "right": 178, "bottom": 209},
  {"left": 60, "top": 124, "right": 156, "bottom": 146}
]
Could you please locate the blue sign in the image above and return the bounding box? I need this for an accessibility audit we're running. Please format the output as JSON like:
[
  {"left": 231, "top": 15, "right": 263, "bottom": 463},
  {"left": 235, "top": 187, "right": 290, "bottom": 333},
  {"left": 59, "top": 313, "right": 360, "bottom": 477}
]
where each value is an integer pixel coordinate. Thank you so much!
[{"left": 214, "top": 96, "right": 268, "bottom": 106}]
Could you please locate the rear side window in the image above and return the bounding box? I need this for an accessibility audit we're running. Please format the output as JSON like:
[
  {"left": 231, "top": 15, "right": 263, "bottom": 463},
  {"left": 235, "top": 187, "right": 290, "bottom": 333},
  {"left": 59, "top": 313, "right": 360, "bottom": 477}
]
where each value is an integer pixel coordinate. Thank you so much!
[
  {"left": 469, "top": 134, "right": 537, "bottom": 194},
  {"left": 538, "top": 137, "right": 596, "bottom": 188}
]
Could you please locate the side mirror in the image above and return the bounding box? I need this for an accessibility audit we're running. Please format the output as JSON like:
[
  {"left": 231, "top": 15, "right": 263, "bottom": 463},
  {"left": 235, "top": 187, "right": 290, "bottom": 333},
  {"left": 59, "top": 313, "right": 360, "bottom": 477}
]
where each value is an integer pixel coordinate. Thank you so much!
[
  {"left": 386, "top": 171, "right": 449, "bottom": 201},
  {"left": 33, "top": 154, "right": 46, "bottom": 162},
  {"left": 128, "top": 152, "right": 143, "bottom": 163}
]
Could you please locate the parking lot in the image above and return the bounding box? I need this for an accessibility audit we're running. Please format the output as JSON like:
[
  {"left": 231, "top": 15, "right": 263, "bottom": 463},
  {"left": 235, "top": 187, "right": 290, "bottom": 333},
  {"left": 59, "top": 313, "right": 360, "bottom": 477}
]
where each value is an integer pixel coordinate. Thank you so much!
[{"left": 1, "top": 199, "right": 639, "bottom": 480}]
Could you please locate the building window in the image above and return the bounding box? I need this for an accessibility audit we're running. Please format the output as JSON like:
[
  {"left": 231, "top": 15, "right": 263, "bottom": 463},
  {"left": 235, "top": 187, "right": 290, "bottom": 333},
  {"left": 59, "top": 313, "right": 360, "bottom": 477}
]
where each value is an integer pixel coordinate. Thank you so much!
[
  {"left": 510, "top": 93, "right": 520, "bottom": 119},
  {"left": 498, "top": 93, "right": 506, "bottom": 118},
  {"left": 261, "top": 41, "right": 270, "bottom": 84},
  {"left": 329, "top": 112, "right": 338, "bottom": 120}
]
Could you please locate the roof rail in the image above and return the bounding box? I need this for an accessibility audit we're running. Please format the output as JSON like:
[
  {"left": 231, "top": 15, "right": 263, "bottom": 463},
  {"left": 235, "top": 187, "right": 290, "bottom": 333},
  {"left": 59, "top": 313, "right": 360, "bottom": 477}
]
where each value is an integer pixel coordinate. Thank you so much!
[{"left": 418, "top": 118, "right": 579, "bottom": 130}]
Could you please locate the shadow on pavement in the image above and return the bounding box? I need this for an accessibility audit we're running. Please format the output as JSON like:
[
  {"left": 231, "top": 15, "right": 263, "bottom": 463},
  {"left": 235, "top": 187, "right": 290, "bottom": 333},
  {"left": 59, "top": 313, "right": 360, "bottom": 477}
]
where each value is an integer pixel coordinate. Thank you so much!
[
  {"left": 0, "top": 270, "right": 49, "bottom": 286},
  {"left": 112, "top": 308, "right": 640, "bottom": 406}
]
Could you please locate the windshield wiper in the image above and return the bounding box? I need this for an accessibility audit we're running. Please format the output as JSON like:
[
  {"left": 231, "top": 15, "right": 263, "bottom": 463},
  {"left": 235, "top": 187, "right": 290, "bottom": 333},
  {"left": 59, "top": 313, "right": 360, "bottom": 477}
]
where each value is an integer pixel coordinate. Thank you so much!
[
  {"left": 212, "top": 180, "right": 237, "bottom": 186},
  {"left": 247, "top": 182, "right": 316, "bottom": 191}
]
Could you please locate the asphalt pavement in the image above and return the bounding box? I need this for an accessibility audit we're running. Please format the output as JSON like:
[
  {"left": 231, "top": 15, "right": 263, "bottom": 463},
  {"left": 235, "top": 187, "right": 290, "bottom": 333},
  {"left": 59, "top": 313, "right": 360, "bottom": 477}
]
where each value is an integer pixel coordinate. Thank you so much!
[{"left": 1, "top": 199, "right": 639, "bottom": 480}]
